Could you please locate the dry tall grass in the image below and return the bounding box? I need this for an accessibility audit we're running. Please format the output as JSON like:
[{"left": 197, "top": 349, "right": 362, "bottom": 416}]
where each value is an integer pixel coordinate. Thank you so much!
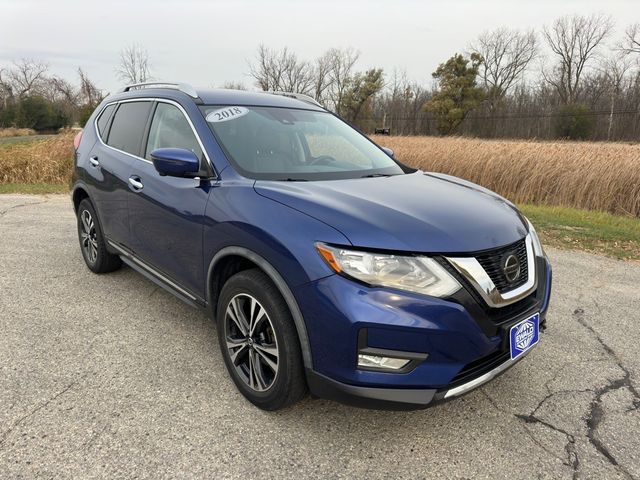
[
  {"left": 373, "top": 135, "right": 640, "bottom": 217},
  {"left": 1, "top": 132, "right": 639, "bottom": 217},
  {"left": 0, "top": 131, "right": 75, "bottom": 184},
  {"left": 0, "top": 127, "right": 37, "bottom": 138}
]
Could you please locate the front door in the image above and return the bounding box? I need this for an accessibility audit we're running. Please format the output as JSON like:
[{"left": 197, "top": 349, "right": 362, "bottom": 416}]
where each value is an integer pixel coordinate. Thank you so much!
[{"left": 127, "top": 101, "right": 212, "bottom": 298}]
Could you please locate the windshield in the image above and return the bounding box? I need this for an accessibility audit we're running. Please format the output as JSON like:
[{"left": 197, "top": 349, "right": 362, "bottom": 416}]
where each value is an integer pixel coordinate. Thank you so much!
[{"left": 200, "top": 105, "right": 406, "bottom": 180}]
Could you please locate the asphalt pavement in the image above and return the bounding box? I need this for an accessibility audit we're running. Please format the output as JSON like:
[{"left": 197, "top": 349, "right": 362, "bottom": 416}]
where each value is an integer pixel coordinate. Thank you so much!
[{"left": 1, "top": 194, "right": 639, "bottom": 479}]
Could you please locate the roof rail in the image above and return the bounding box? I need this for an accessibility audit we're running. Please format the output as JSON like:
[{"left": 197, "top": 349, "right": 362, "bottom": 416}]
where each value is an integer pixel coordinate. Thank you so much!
[
  {"left": 266, "top": 91, "right": 323, "bottom": 108},
  {"left": 119, "top": 82, "right": 199, "bottom": 99}
]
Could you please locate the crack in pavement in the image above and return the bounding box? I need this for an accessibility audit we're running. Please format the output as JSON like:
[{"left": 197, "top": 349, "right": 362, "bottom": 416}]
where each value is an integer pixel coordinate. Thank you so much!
[
  {"left": 0, "top": 373, "right": 88, "bottom": 449},
  {"left": 482, "top": 388, "right": 581, "bottom": 472},
  {"left": 513, "top": 306, "right": 639, "bottom": 480},
  {"left": 514, "top": 387, "right": 588, "bottom": 477},
  {"left": 573, "top": 307, "right": 639, "bottom": 480},
  {"left": 0, "top": 199, "right": 49, "bottom": 218},
  {"left": 516, "top": 411, "right": 580, "bottom": 478}
]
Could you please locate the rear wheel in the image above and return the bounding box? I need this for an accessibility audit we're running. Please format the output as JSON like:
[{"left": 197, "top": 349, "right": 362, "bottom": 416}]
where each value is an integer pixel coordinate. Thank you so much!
[
  {"left": 76, "top": 198, "right": 121, "bottom": 274},
  {"left": 217, "top": 269, "right": 306, "bottom": 410}
]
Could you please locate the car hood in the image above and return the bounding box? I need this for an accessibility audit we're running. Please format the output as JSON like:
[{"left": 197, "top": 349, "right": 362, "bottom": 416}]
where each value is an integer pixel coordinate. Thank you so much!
[{"left": 254, "top": 171, "right": 527, "bottom": 253}]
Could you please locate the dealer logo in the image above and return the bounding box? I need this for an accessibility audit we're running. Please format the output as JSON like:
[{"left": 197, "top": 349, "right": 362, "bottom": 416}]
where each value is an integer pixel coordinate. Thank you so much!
[{"left": 515, "top": 320, "right": 535, "bottom": 351}]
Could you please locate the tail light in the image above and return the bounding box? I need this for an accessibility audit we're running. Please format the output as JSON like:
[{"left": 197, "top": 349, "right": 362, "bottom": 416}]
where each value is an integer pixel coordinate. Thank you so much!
[{"left": 73, "top": 130, "right": 83, "bottom": 151}]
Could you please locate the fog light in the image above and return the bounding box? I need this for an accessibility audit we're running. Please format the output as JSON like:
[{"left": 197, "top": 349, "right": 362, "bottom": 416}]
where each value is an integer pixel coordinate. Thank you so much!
[{"left": 358, "top": 354, "right": 411, "bottom": 370}]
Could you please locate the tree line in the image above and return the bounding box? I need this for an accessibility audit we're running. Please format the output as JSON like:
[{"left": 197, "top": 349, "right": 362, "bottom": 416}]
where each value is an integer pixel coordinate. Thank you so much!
[
  {"left": 246, "top": 14, "right": 640, "bottom": 141},
  {"left": 0, "top": 45, "right": 150, "bottom": 132},
  {"left": 1, "top": 14, "right": 639, "bottom": 140}
]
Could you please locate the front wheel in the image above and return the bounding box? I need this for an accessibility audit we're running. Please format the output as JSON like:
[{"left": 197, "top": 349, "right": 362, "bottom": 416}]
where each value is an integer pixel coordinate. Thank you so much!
[{"left": 216, "top": 269, "right": 306, "bottom": 410}]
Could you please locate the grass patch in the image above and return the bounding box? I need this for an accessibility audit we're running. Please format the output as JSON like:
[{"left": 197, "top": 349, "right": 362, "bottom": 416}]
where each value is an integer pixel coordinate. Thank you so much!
[
  {"left": 0, "top": 131, "right": 74, "bottom": 184},
  {"left": 0, "top": 134, "right": 54, "bottom": 146},
  {"left": 0, "top": 183, "right": 69, "bottom": 194},
  {"left": 520, "top": 204, "right": 640, "bottom": 260},
  {"left": 374, "top": 135, "right": 640, "bottom": 217}
]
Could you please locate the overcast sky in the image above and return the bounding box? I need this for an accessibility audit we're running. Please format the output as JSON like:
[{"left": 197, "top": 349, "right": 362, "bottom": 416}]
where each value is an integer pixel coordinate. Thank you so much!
[{"left": 0, "top": 0, "right": 636, "bottom": 94}]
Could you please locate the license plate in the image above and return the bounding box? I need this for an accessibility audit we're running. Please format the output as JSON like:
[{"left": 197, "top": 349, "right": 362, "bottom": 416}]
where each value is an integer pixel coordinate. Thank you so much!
[{"left": 509, "top": 313, "right": 540, "bottom": 360}]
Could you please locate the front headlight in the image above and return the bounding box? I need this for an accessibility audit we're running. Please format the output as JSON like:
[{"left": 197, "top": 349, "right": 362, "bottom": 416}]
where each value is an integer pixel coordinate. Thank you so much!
[
  {"left": 316, "top": 243, "right": 461, "bottom": 297},
  {"left": 526, "top": 218, "right": 545, "bottom": 258}
]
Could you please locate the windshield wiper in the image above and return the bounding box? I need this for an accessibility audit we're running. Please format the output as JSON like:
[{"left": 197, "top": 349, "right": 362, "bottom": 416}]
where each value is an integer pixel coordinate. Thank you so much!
[
  {"left": 360, "top": 173, "right": 394, "bottom": 178},
  {"left": 276, "top": 178, "right": 308, "bottom": 182}
]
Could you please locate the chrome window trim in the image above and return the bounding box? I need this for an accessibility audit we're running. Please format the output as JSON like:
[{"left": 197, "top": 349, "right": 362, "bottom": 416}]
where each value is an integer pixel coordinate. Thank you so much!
[
  {"left": 93, "top": 97, "right": 216, "bottom": 176},
  {"left": 445, "top": 235, "right": 537, "bottom": 308}
]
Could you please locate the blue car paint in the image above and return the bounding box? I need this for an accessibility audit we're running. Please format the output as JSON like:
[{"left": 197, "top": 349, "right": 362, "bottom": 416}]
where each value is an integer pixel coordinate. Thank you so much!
[
  {"left": 292, "top": 274, "right": 502, "bottom": 387},
  {"left": 73, "top": 87, "right": 553, "bottom": 408},
  {"left": 127, "top": 161, "right": 212, "bottom": 296},
  {"left": 150, "top": 147, "right": 201, "bottom": 176},
  {"left": 255, "top": 172, "right": 528, "bottom": 252}
]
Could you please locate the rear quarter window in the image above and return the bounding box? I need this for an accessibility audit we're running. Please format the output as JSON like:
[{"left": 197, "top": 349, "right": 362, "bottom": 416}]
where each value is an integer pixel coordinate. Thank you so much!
[
  {"left": 106, "top": 101, "right": 152, "bottom": 156},
  {"left": 95, "top": 103, "right": 116, "bottom": 140}
]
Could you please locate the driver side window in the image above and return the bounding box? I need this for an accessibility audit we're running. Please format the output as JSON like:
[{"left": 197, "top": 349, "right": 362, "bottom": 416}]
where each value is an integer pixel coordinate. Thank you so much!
[{"left": 145, "top": 103, "right": 203, "bottom": 161}]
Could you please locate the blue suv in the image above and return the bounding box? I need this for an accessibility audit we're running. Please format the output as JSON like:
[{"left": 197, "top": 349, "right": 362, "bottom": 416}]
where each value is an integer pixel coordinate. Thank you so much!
[{"left": 72, "top": 82, "right": 552, "bottom": 410}]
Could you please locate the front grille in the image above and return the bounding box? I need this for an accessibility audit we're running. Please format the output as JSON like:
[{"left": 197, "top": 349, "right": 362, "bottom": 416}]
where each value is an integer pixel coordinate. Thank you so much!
[{"left": 476, "top": 238, "right": 528, "bottom": 293}]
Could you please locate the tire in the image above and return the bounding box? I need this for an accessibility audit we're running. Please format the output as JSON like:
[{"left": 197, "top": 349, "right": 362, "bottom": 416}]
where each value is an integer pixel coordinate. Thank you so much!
[
  {"left": 76, "top": 198, "right": 122, "bottom": 274},
  {"left": 216, "top": 269, "right": 307, "bottom": 410}
]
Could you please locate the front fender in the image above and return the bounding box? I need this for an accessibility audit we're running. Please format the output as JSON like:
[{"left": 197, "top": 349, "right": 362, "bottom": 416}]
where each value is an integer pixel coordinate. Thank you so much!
[
  {"left": 206, "top": 246, "right": 316, "bottom": 369},
  {"left": 202, "top": 183, "right": 351, "bottom": 370}
]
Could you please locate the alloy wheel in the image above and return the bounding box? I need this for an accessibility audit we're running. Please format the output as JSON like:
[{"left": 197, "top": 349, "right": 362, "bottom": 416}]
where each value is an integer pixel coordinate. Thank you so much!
[
  {"left": 80, "top": 209, "right": 98, "bottom": 264},
  {"left": 224, "top": 293, "right": 279, "bottom": 392}
]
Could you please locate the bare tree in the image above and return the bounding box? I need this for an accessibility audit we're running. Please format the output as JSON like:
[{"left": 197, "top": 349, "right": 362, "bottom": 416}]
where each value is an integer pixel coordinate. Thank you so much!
[
  {"left": 0, "top": 67, "right": 11, "bottom": 108},
  {"left": 600, "top": 54, "right": 633, "bottom": 139},
  {"left": 542, "top": 14, "right": 613, "bottom": 104},
  {"left": 326, "top": 47, "right": 360, "bottom": 113},
  {"left": 221, "top": 81, "right": 247, "bottom": 90},
  {"left": 249, "top": 45, "right": 313, "bottom": 94},
  {"left": 78, "top": 68, "right": 102, "bottom": 106},
  {"left": 470, "top": 28, "right": 538, "bottom": 108},
  {"left": 619, "top": 23, "right": 640, "bottom": 56},
  {"left": 116, "top": 44, "right": 152, "bottom": 84},
  {"left": 311, "top": 50, "right": 335, "bottom": 105},
  {"left": 248, "top": 45, "right": 360, "bottom": 109},
  {"left": 47, "top": 75, "right": 77, "bottom": 103},
  {"left": 6, "top": 58, "right": 49, "bottom": 98}
]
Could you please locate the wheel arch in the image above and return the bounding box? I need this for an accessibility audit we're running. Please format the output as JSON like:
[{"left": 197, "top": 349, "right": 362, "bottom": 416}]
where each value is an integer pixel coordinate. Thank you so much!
[
  {"left": 207, "top": 246, "right": 313, "bottom": 370},
  {"left": 72, "top": 184, "right": 90, "bottom": 213}
]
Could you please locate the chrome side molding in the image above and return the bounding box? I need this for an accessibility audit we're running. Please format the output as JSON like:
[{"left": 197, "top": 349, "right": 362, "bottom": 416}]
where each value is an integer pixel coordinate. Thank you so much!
[
  {"left": 445, "top": 235, "right": 537, "bottom": 308},
  {"left": 107, "top": 239, "right": 197, "bottom": 301}
]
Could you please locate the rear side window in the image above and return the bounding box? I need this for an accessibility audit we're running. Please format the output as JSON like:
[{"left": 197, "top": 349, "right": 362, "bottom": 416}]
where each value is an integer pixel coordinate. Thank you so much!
[
  {"left": 106, "top": 101, "right": 152, "bottom": 155},
  {"left": 95, "top": 104, "right": 116, "bottom": 140},
  {"left": 145, "top": 103, "right": 203, "bottom": 160}
]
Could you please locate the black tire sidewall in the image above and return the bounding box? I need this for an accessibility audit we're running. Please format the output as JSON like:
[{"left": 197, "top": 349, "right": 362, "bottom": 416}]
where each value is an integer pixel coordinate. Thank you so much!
[
  {"left": 216, "top": 269, "right": 305, "bottom": 410},
  {"left": 76, "top": 198, "right": 120, "bottom": 274}
]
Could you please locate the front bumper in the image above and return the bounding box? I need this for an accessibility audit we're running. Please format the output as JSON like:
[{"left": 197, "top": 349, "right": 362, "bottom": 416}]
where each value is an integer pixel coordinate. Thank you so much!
[
  {"left": 295, "top": 256, "right": 552, "bottom": 409},
  {"left": 306, "top": 346, "right": 534, "bottom": 410}
]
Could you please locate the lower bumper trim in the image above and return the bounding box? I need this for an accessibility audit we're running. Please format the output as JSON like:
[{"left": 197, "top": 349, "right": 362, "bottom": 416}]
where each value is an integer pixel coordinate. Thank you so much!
[
  {"left": 441, "top": 347, "right": 532, "bottom": 399},
  {"left": 306, "top": 370, "right": 437, "bottom": 410},
  {"left": 306, "top": 346, "right": 534, "bottom": 410}
]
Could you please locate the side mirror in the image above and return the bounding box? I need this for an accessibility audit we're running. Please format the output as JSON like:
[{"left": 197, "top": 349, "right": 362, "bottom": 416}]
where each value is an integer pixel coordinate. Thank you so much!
[
  {"left": 150, "top": 148, "right": 200, "bottom": 177},
  {"left": 381, "top": 146, "right": 395, "bottom": 158}
]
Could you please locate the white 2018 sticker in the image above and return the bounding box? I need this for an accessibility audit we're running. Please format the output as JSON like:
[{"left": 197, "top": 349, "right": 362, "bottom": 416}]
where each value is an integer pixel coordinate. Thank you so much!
[{"left": 206, "top": 106, "right": 249, "bottom": 123}]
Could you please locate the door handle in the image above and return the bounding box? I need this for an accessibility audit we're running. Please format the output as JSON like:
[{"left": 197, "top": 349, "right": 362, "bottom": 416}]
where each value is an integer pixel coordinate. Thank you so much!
[
  {"left": 128, "top": 176, "right": 144, "bottom": 191},
  {"left": 89, "top": 156, "right": 100, "bottom": 167}
]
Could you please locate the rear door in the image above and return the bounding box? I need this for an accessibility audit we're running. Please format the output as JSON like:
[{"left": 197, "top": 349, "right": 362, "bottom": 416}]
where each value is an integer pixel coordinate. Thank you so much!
[
  {"left": 127, "top": 100, "right": 212, "bottom": 298},
  {"left": 87, "top": 100, "right": 153, "bottom": 247}
]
